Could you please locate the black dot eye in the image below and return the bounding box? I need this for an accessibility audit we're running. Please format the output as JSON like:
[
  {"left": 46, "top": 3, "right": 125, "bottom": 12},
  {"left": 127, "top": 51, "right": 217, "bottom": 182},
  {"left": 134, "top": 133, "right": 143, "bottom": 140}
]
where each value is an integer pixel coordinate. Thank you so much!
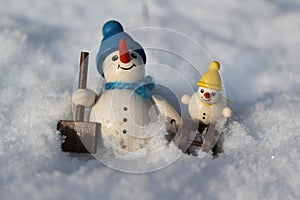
[
  {"left": 130, "top": 53, "right": 137, "bottom": 59},
  {"left": 112, "top": 55, "right": 118, "bottom": 61},
  {"left": 211, "top": 92, "right": 216, "bottom": 96},
  {"left": 200, "top": 89, "right": 204, "bottom": 93}
]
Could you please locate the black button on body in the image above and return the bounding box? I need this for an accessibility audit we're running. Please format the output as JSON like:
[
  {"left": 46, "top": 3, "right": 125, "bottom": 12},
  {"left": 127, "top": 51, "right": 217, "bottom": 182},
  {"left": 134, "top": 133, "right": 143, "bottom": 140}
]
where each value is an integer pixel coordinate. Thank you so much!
[
  {"left": 123, "top": 118, "right": 127, "bottom": 122},
  {"left": 123, "top": 130, "right": 127, "bottom": 134},
  {"left": 123, "top": 107, "right": 128, "bottom": 111}
]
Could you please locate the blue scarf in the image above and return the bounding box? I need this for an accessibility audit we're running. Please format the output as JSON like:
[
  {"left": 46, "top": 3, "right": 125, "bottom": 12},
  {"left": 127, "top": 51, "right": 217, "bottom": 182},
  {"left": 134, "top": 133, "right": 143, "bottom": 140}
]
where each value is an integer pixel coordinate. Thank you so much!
[{"left": 104, "top": 77, "right": 155, "bottom": 99}]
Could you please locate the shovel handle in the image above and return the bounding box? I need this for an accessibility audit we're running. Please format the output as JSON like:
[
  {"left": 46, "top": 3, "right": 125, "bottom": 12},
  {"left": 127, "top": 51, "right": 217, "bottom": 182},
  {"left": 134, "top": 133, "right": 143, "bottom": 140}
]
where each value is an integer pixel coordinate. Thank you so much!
[{"left": 76, "top": 52, "right": 89, "bottom": 121}]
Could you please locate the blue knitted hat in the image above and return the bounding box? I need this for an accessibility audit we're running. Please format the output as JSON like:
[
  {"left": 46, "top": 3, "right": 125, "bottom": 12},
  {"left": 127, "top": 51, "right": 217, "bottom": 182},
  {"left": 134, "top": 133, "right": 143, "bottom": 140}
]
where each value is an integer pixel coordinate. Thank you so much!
[{"left": 96, "top": 20, "right": 147, "bottom": 75}]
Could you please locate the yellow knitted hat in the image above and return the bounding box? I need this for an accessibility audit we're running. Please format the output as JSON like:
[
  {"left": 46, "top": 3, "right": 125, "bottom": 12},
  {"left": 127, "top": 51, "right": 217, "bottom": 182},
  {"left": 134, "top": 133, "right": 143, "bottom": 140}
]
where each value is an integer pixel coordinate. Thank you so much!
[{"left": 197, "top": 61, "right": 222, "bottom": 91}]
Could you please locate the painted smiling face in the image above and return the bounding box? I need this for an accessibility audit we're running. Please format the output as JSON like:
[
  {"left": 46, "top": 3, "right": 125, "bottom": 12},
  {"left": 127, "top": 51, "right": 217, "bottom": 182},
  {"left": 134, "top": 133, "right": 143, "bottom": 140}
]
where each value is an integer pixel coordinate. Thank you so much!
[
  {"left": 102, "top": 38, "right": 145, "bottom": 83},
  {"left": 197, "top": 86, "right": 221, "bottom": 104}
]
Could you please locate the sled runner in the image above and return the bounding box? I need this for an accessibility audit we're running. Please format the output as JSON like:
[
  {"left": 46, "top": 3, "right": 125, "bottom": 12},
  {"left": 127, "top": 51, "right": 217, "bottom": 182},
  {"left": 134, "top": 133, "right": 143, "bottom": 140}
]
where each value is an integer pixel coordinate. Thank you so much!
[{"left": 174, "top": 118, "right": 224, "bottom": 157}]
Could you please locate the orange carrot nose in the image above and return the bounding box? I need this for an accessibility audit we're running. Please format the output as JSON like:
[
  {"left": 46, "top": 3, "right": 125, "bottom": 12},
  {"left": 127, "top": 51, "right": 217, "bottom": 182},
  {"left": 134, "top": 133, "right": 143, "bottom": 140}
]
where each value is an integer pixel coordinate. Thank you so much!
[{"left": 119, "top": 38, "right": 131, "bottom": 63}]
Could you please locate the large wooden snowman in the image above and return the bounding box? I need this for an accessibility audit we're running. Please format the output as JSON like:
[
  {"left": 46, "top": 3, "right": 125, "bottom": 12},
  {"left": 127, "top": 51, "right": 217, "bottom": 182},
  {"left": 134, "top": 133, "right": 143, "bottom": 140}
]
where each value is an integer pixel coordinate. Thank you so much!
[{"left": 72, "top": 20, "right": 180, "bottom": 152}]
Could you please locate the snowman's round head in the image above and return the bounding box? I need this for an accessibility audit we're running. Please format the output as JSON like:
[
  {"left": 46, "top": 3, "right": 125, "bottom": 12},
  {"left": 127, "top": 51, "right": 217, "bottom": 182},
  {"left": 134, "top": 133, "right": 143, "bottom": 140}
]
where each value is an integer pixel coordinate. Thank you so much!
[
  {"left": 197, "top": 86, "right": 221, "bottom": 104},
  {"left": 103, "top": 38, "right": 145, "bottom": 83},
  {"left": 96, "top": 20, "right": 147, "bottom": 81}
]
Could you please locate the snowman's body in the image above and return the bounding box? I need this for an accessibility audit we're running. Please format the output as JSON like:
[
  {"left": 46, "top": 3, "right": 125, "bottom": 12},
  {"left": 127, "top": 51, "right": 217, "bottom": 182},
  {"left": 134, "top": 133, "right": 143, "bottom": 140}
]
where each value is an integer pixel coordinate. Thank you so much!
[
  {"left": 90, "top": 89, "right": 155, "bottom": 152},
  {"left": 89, "top": 40, "right": 157, "bottom": 152}
]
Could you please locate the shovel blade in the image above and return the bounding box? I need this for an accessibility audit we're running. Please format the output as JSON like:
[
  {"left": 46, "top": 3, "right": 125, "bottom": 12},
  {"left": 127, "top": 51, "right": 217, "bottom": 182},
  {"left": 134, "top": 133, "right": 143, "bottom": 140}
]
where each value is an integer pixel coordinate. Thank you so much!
[{"left": 57, "top": 120, "right": 101, "bottom": 153}]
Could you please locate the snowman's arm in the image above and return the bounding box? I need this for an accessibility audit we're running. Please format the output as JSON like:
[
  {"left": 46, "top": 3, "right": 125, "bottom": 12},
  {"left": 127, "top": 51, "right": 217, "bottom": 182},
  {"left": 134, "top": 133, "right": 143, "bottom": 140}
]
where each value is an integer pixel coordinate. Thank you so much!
[
  {"left": 222, "top": 107, "right": 232, "bottom": 118},
  {"left": 151, "top": 95, "right": 181, "bottom": 131},
  {"left": 72, "top": 89, "right": 97, "bottom": 107},
  {"left": 181, "top": 94, "right": 191, "bottom": 105}
]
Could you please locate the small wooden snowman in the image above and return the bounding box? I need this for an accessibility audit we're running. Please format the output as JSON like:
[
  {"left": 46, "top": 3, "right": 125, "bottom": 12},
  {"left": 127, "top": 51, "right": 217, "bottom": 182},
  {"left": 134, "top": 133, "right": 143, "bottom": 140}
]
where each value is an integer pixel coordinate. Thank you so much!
[
  {"left": 72, "top": 20, "right": 180, "bottom": 153},
  {"left": 181, "top": 61, "right": 232, "bottom": 156}
]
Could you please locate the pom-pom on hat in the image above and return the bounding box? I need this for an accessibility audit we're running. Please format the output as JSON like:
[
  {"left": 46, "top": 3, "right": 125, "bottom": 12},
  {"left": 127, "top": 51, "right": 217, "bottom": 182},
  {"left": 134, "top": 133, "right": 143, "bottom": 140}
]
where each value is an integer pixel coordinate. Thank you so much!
[
  {"left": 96, "top": 20, "right": 147, "bottom": 75},
  {"left": 197, "top": 61, "right": 222, "bottom": 91}
]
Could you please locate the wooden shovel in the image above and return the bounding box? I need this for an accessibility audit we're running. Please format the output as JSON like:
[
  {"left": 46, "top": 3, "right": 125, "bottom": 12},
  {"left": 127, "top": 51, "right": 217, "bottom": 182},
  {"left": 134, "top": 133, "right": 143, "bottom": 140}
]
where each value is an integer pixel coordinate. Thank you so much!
[{"left": 57, "top": 52, "right": 101, "bottom": 153}]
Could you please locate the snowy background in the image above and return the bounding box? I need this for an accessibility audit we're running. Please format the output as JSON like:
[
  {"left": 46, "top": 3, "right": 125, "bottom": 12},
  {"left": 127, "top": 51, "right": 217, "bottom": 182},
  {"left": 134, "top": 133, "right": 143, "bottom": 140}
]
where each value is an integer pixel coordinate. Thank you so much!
[{"left": 1, "top": 0, "right": 300, "bottom": 199}]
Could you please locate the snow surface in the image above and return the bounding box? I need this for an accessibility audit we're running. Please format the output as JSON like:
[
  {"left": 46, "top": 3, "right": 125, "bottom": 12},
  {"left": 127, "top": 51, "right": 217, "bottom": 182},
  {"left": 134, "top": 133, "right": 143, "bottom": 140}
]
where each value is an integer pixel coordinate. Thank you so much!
[{"left": 1, "top": 0, "right": 300, "bottom": 199}]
